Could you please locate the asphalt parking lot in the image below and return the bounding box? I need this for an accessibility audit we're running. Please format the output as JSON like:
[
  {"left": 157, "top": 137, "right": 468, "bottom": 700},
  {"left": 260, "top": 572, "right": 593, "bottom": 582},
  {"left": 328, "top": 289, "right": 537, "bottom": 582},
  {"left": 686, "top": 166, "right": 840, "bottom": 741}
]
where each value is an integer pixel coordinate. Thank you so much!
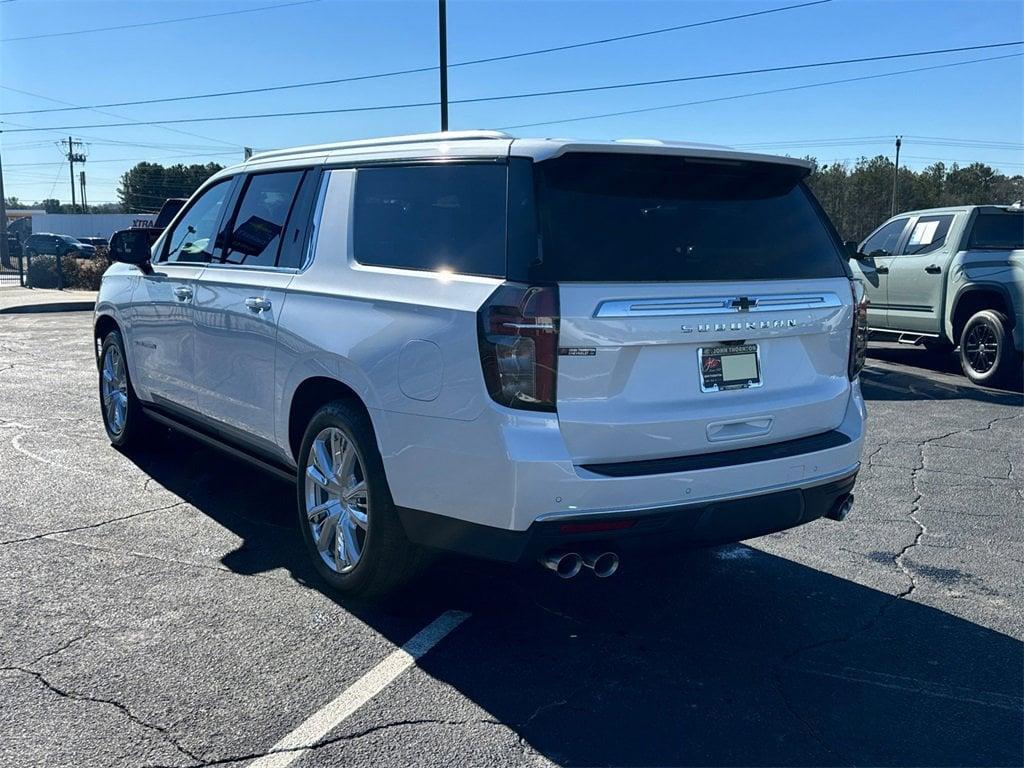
[{"left": 1, "top": 310, "right": 1021, "bottom": 768}]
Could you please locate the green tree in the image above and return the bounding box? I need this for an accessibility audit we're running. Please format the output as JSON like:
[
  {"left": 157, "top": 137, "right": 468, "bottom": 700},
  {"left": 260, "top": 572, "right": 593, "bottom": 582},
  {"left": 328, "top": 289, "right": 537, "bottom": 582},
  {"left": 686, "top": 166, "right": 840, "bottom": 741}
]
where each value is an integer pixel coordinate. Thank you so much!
[
  {"left": 806, "top": 156, "right": 1024, "bottom": 242},
  {"left": 39, "top": 198, "right": 66, "bottom": 213},
  {"left": 117, "top": 161, "right": 224, "bottom": 213}
]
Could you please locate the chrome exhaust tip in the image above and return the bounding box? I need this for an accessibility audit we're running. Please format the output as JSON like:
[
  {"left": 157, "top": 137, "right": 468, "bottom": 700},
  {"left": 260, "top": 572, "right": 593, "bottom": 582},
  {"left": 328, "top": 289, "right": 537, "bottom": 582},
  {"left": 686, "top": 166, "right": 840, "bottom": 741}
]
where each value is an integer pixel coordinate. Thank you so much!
[
  {"left": 583, "top": 551, "right": 619, "bottom": 578},
  {"left": 540, "top": 551, "right": 583, "bottom": 579},
  {"left": 826, "top": 494, "right": 854, "bottom": 522}
]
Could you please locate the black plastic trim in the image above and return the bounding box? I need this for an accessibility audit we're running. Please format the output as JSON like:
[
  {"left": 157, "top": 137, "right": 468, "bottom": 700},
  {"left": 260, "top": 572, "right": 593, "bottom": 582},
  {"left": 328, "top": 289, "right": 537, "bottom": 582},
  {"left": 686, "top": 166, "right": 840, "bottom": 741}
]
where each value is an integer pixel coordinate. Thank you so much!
[
  {"left": 580, "top": 430, "right": 851, "bottom": 478},
  {"left": 951, "top": 282, "right": 1017, "bottom": 334},
  {"left": 142, "top": 402, "right": 296, "bottom": 483},
  {"left": 397, "top": 469, "right": 858, "bottom": 563}
]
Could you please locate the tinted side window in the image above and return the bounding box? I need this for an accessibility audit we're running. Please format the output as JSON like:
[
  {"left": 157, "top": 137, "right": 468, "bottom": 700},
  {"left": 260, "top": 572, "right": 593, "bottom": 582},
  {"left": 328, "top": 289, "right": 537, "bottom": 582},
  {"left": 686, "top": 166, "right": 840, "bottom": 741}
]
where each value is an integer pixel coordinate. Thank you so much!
[
  {"left": 353, "top": 164, "right": 507, "bottom": 277},
  {"left": 277, "top": 171, "right": 320, "bottom": 270},
  {"left": 968, "top": 212, "right": 1024, "bottom": 249},
  {"left": 218, "top": 171, "right": 304, "bottom": 268},
  {"left": 901, "top": 214, "right": 954, "bottom": 255},
  {"left": 163, "top": 179, "right": 233, "bottom": 264},
  {"left": 862, "top": 218, "right": 907, "bottom": 258}
]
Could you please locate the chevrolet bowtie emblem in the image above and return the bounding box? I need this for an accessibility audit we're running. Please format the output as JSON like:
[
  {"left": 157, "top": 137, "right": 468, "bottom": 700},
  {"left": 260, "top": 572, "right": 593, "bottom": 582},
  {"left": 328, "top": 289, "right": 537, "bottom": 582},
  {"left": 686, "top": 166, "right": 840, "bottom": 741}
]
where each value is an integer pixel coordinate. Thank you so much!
[{"left": 730, "top": 297, "right": 757, "bottom": 312}]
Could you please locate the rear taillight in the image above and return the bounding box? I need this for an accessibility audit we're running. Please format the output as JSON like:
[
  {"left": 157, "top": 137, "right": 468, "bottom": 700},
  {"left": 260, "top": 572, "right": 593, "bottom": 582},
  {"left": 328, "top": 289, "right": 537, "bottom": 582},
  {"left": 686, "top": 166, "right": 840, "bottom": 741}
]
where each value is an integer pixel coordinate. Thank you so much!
[
  {"left": 478, "top": 283, "right": 559, "bottom": 411},
  {"left": 849, "top": 279, "right": 869, "bottom": 379}
]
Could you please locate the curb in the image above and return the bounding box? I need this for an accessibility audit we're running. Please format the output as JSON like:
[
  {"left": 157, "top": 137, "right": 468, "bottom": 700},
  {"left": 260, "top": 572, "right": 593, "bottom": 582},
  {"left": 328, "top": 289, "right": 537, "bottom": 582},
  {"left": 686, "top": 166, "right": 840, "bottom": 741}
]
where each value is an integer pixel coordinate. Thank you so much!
[{"left": 0, "top": 301, "right": 95, "bottom": 315}]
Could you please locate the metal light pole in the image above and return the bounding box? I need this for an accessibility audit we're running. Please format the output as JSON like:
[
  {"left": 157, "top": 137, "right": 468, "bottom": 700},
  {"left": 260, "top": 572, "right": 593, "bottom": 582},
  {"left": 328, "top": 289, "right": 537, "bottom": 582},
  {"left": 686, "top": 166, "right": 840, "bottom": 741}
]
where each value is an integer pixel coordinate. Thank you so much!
[
  {"left": 0, "top": 146, "right": 11, "bottom": 271},
  {"left": 891, "top": 135, "right": 902, "bottom": 216},
  {"left": 438, "top": 0, "right": 449, "bottom": 131}
]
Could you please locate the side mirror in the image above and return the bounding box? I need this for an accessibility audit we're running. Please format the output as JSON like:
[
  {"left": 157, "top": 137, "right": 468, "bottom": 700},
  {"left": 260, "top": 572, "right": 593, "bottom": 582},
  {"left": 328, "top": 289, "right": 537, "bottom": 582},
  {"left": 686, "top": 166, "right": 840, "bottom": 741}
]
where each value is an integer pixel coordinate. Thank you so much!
[
  {"left": 843, "top": 240, "right": 865, "bottom": 261},
  {"left": 109, "top": 229, "right": 154, "bottom": 274}
]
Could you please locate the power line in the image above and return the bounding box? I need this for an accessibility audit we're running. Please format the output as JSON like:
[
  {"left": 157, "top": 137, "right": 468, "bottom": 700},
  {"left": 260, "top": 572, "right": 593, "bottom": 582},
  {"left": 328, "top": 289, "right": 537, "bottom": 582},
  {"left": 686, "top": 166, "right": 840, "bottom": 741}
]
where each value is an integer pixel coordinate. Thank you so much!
[
  {"left": 737, "top": 136, "right": 1024, "bottom": 151},
  {"left": 474, "top": 40, "right": 1024, "bottom": 106},
  {"left": 901, "top": 154, "right": 1024, "bottom": 167},
  {"left": 0, "top": 0, "right": 834, "bottom": 117},
  {"left": 4, "top": 42, "right": 1019, "bottom": 135},
  {"left": 3, "top": 40, "right": 1021, "bottom": 134},
  {"left": 0, "top": 84, "right": 240, "bottom": 147},
  {"left": 6, "top": 151, "right": 239, "bottom": 168},
  {"left": 499, "top": 52, "right": 1022, "bottom": 130},
  {"left": 1, "top": 0, "right": 320, "bottom": 42}
]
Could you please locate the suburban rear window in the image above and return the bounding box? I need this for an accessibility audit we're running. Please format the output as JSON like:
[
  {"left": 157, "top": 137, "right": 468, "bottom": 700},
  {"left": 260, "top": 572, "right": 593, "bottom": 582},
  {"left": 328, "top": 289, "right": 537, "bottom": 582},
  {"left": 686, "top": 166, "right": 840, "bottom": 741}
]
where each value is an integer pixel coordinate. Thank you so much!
[
  {"left": 522, "top": 153, "right": 845, "bottom": 283},
  {"left": 967, "top": 212, "right": 1024, "bottom": 250},
  {"left": 352, "top": 163, "right": 507, "bottom": 278}
]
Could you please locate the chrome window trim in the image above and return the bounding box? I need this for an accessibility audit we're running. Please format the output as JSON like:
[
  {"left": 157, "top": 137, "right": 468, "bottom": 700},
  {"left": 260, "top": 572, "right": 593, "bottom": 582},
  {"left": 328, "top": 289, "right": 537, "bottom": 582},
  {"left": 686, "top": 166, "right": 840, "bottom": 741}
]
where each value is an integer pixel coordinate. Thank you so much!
[
  {"left": 197, "top": 262, "right": 302, "bottom": 276},
  {"left": 593, "top": 292, "right": 843, "bottom": 318}
]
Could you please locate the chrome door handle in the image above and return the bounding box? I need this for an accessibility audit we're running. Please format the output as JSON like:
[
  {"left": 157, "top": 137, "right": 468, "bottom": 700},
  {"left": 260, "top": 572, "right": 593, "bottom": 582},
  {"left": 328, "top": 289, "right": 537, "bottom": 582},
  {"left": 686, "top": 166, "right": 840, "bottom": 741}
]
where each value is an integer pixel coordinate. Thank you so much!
[
  {"left": 244, "top": 297, "right": 272, "bottom": 313},
  {"left": 925, "top": 264, "right": 942, "bottom": 274},
  {"left": 173, "top": 286, "right": 193, "bottom": 301}
]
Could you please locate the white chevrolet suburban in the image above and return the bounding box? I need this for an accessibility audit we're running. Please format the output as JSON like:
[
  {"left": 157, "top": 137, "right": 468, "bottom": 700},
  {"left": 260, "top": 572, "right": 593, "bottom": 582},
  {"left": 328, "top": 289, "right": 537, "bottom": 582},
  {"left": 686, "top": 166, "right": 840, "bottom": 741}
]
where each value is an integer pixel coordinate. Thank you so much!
[{"left": 96, "top": 131, "right": 867, "bottom": 595}]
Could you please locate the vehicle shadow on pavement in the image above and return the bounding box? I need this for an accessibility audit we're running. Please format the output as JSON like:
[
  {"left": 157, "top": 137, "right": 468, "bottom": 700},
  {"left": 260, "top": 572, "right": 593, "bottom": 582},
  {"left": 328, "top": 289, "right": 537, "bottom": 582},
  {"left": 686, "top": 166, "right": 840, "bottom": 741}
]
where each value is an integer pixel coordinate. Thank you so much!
[
  {"left": 866, "top": 346, "right": 1024, "bottom": 401},
  {"left": 121, "top": 430, "right": 1023, "bottom": 768}
]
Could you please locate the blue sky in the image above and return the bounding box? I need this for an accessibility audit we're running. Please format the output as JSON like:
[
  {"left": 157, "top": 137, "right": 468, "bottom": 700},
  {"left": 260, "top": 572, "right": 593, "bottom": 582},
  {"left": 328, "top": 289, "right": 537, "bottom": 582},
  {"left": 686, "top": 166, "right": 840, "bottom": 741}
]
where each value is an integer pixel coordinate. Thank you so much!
[{"left": 2, "top": 0, "right": 1022, "bottom": 208}]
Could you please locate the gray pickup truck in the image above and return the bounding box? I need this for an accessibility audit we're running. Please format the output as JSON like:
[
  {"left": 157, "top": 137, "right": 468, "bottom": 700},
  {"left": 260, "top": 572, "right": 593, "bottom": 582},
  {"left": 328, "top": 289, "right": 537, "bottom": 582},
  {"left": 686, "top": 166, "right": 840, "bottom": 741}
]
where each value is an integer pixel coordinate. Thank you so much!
[{"left": 851, "top": 204, "right": 1023, "bottom": 386}]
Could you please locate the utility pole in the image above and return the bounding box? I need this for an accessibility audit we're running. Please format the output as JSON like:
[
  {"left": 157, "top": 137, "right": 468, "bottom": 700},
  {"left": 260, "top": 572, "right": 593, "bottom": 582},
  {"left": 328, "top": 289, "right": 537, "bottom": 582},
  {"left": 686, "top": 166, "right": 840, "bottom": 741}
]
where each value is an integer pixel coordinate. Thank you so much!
[
  {"left": 891, "top": 135, "right": 902, "bottom": 217},
  {"left": 0, "top": 146, "right": 10, "bottom": 270},
  {"left": 438, "top": 0, "right": 448, "bottom": 131},
  {"left": 62, "top": 136, "right": 86, "bottom": 212},
  {"left": 79, "top": 171, "right": 88, "bottom": 211}
]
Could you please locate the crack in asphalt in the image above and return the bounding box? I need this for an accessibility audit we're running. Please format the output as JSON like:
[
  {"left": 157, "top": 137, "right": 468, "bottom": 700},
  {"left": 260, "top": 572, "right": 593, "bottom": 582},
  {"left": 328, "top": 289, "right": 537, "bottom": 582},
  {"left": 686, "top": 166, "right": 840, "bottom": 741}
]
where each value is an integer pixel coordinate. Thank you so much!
[
  {"left": 29, "top": 633, "right": 94, "bottom": 666},
  {"left": 0, "top": 501, "right": 188, "bottom": 545},
  {"left": 770, "top": 411, "right": 1024, "bottom": 764},
  {"left": 140, "top": 718, "right": 511, "bottom": 768},
  {"left": 2, "top": 664, "right": 202, "bottom": 765}
]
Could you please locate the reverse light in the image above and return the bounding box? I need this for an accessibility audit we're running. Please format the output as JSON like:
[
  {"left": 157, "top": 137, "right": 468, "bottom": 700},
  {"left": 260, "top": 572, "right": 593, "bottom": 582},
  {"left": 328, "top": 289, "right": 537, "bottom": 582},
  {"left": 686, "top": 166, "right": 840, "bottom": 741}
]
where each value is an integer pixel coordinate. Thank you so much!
[
  {"left": 478, "top": 283, "right": 559, "bottom": 411},
  {"left": 849, "top": 279, "right": 869, "bottom": 379}
]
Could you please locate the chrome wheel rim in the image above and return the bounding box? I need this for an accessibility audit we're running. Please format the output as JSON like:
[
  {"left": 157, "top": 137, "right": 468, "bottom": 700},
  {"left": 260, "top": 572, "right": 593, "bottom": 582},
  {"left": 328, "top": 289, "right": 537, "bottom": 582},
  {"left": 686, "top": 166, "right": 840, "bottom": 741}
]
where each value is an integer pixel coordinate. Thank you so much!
[
  {"left": 964, "top": 322, "right": 998, "bottom": 374},
  {"left": 304, "top": 427, "right": 369, "bottom": 573},
  {"left": 100, "top": 345, "right": 128, "bottom": 436}
]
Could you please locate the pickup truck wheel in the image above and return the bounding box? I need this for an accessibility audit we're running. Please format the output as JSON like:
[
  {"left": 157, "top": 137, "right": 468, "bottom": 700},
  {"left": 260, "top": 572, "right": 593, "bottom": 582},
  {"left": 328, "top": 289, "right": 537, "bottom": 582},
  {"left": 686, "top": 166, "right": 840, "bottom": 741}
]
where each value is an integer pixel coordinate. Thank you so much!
[
  {"left": 959, "top": 310, "right": 1015, "bottom": 386},
  {"left": 98, "top": 330, "right": 148, "bottom": 447},
  {"left": 296, "top": 401, "right": 420, "bottom": 597}
]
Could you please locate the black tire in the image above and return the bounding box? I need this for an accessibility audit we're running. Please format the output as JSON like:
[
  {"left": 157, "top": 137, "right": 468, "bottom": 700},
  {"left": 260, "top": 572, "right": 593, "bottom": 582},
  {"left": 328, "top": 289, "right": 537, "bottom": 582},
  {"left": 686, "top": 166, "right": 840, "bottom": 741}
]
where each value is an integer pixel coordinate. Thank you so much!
[
  {"left": 98, "top": 330, "right": 148, "bottom": 447},
  {"left": 959, "top": 310, "right": 1016, "bottom": 387},
  {"left": 295, "top": 400, "right": 420, "bottom": 597}
]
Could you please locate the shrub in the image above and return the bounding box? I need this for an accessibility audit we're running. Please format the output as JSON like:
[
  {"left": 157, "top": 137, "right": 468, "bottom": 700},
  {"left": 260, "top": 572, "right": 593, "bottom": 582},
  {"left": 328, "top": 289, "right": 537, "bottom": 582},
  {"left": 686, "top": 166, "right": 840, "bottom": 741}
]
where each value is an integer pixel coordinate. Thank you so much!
[
  {"left": 26, "top": 255, "right": 81, "bottom": 289},
  {"left": 75, "top": 254, "right": 113, "bottom": 290},
  {"left": 24, "top": 253, "right": 112, "bottom": 290}
]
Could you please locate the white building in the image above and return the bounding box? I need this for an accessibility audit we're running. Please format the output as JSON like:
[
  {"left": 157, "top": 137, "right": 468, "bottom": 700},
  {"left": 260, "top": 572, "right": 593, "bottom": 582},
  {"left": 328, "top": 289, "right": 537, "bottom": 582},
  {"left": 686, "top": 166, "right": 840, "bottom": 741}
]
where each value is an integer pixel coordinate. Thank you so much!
[{"left": 6, "top": 211, "right": 156, "bottom": 241}]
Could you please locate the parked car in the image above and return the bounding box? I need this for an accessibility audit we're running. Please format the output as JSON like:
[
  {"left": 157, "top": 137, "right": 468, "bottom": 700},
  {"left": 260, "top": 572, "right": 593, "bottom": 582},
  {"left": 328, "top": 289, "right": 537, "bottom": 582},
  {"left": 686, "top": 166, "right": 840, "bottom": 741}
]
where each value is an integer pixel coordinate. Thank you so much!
[
  {"left": 78, "top": 237, "right": 110, "bottom": 256},
  {"left": 23, "top": 233, "right": 96, "bottom": 259},
  {"left": 96, "top": 131, "right": 867, "bottom": 596},
  {"left": 851, "top": 204, "right": 1023, "bottom": 385}
]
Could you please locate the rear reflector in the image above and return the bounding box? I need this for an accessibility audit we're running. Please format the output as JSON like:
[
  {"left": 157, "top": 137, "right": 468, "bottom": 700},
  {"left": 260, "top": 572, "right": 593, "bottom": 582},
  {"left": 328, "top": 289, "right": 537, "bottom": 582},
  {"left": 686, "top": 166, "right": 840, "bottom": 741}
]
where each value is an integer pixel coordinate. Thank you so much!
[{"left": 559, "top": 519, "right": 637, "bottom": 535}]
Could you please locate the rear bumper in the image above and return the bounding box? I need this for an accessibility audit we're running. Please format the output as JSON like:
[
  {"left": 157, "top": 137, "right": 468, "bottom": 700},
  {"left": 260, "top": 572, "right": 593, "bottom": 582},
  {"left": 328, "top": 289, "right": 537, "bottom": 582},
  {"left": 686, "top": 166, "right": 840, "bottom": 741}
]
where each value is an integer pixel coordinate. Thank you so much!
[
  {"left": 397, "top": 467, "right": 859, "bottom": 563},
  {"left": 373, "top": 380, "right": 866, "bottom": 533}
]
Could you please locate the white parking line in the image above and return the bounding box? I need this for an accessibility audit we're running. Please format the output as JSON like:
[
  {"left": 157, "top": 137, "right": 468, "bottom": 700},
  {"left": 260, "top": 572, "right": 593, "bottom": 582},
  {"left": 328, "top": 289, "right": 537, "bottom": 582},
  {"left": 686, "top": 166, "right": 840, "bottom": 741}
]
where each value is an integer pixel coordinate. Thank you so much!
[{"left": 248, "top": 610, "right": 471, "bottom": 768}]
